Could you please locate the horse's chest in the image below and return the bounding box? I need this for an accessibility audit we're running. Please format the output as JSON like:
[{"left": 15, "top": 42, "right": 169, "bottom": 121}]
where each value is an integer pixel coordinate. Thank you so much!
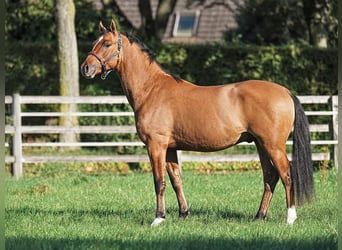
[{"left": 135, "top": 113, "right": 172, "bottom": 143}]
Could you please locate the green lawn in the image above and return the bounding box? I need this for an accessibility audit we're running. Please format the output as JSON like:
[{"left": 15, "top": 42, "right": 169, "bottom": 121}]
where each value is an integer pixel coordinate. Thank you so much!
[{"left": 5, "top": 169, "right": 337, "bottom": 250}]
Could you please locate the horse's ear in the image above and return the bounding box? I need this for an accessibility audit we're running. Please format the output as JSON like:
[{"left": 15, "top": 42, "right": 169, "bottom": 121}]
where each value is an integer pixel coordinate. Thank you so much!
[
  {"left": 110, "top": 19, "right": 118, "bottom": 34},
  {"left": 99, "top": 21, "right": 107, "bottom": 33}
]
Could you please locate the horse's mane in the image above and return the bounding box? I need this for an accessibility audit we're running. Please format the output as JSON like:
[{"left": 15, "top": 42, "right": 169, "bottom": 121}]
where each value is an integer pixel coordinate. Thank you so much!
[
  {"left": 123, "top": 32, "right": 182, "bottom": 82},
  {"left": 123, "top": 32, "right": 156, "bottom": 63}
]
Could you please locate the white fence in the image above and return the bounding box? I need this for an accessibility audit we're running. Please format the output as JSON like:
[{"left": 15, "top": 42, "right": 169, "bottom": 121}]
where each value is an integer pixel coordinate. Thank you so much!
[{"left": 5, "top": 94, "right": 338, "bottom": 178}]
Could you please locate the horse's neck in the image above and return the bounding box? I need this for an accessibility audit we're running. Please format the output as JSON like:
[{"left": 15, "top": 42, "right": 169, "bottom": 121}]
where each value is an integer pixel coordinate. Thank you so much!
[{"left": 117, "top": 40, "right": 162, "bottom": 111}]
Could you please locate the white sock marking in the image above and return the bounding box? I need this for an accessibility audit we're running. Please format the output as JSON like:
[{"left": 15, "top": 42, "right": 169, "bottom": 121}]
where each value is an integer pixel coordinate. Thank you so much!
[
  {"left": 287, "top": 205, "right": 297, "bottom": 225},
  {"left": 151, "top": 217, "right": 165, "bottom": 227}
]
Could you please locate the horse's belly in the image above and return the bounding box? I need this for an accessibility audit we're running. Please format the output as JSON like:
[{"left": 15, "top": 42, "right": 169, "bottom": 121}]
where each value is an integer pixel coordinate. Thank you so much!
[
  {"left": 174, "top": 139, "right": 236, "bottom": 152},
  {"left": 172, "top": 128, "right": 242, "bottom": 152}
]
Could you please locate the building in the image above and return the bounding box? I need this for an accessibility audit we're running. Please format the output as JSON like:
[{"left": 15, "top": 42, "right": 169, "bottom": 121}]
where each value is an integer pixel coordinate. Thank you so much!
[{"left": 94, "top": 0, "right": 243, "bottom": 43}]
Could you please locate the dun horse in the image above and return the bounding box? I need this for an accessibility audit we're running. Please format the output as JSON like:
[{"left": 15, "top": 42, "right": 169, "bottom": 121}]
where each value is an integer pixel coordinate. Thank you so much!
[{"left": 81, "top": 20, "right": 314, "bottom": 226}]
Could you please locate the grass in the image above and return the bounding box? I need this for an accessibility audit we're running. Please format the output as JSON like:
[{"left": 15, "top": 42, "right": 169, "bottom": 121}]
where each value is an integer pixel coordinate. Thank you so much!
[{"left": 5, "top": 169, "right": 337, "bottom": 250}]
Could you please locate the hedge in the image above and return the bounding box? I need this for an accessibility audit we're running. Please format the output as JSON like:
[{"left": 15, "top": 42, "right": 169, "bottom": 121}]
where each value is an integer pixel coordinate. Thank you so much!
[
  {"left": 157, "top": 44, "right": 337, "bottom": 95},
  {"left": 5, "top": 42, "right": 337, "bottom": 96}
]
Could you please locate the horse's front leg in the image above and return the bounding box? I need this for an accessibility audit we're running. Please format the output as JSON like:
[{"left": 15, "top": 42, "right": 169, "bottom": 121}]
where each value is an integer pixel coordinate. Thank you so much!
[
  {"left": 166, "top": 149, "right": 189, "bottom": 219},
  {"left": 148, "top": 141, "right": 168, "bottom": 227}
]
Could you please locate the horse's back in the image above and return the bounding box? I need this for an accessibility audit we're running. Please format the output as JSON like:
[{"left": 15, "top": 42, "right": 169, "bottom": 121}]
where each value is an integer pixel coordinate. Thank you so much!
[{"left": 231, "top": 80, "right": 291, "bottom": 97}]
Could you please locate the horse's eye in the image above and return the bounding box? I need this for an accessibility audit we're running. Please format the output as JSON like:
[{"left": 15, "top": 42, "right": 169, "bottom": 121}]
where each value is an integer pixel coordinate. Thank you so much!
[{"left": 104, "top": 42, "right": 111, "bottom": 48}]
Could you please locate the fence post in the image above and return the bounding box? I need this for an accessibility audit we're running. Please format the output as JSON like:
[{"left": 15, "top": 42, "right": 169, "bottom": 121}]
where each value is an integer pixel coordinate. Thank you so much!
[
  {"left": 331, "top": 96, "right": 338, "bottom": 169},
  {"left": 12, "top": 93, "right": 23, "bottom": 179},
  {"left": 177, "top": 150, "right": 182, "bottom": 173}
]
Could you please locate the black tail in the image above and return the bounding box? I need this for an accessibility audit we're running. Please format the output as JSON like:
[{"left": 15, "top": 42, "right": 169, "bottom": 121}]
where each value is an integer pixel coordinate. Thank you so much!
[{"left": 290, "top": 94, "right": 314, "bottom": 205}]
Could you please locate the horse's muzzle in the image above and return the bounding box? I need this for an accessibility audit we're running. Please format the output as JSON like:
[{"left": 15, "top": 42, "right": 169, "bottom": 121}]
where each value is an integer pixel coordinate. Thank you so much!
[{"left": 80, "top": 62, "right": 97, "bottom": 79}]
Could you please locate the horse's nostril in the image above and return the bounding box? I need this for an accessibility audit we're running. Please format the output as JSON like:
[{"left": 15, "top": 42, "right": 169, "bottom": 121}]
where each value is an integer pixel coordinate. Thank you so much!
[
  {"left": 84, "top": 64, "right": 89, "bottom": 73},
  {"left": 81, "top": 63, "right": 95, "bottom": 79}
]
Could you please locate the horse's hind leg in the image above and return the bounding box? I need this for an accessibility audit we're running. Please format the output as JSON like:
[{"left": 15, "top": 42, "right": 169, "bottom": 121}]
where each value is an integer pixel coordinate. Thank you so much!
[
  {"left": 264, "top": 144, "right": 297, "bottom": 224},
  {"left": 255, "top": 141, "right": 279, "bottom": 220},
  {"left": 166, "top": 149, "right": 189, "bottom": 219}
]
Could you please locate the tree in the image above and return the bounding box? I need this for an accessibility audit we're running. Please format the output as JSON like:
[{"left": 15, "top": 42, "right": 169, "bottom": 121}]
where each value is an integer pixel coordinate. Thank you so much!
[
  {"left": 55, "top": 0, "right": 80, "bottom": 148},
  {"left": 229, "top": 0, "right": 337, "bottom": 47},
  {"left": 302, "top": 0, "right": 338, "bottom": 47},
  {"left": 138, "top": 0, "right": 177, "bottom": 40},
  {"left": 100, "top": 0, "right": 177, "bottom": 42}
]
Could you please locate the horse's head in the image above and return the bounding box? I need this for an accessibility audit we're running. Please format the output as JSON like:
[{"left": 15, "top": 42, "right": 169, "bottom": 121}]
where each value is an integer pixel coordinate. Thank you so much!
[{"left": 81, "top": 20, "right": 122, "bottom": 80}]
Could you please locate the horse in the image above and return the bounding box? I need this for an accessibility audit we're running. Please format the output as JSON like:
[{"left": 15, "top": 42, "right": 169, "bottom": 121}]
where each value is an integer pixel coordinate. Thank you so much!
[{"left": 81, "top": 20, "right": 314, "bottom": 227}]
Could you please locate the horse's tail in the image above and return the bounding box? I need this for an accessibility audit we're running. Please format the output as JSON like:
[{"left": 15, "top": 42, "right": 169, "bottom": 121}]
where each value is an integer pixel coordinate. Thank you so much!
[{"left": 290, "top": 94, "right": 314, "bottom": 205}]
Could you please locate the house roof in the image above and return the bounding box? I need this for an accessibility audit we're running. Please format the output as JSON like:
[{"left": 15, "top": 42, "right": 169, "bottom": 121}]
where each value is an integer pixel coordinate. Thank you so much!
[
  {"left": 162, "top": 0, "right": 242, "bottom": 43},
  {"left": 92, "top": 0, "right": 243, "bottom": 43}
]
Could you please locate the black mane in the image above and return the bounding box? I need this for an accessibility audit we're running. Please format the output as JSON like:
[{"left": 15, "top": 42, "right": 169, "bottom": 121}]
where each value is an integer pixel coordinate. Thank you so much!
[
  {"left": 122, "top": 32, "right": 182, "bottom": 82},
  {"left": 123, "top": 32, "right": 156, "bottom": 63}
]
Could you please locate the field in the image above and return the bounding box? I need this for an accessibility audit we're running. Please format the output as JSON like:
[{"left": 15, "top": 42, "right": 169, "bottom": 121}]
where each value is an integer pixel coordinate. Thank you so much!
[{"left": 5, "top": 168, "right": 337, "bottom": 250}]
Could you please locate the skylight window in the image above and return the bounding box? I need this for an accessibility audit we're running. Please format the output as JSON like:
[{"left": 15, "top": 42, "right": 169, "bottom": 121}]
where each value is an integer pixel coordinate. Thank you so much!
[{"left": 173, "top": 11, "right": 200, "bottom": 37}]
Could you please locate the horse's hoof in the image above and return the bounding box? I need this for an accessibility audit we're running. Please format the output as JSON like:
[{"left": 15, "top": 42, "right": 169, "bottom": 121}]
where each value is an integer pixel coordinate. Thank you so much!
[
  {"left": 254, "top": 212, "right": 266, "bottom": 221},
  {"left": 151, "top": 217, "right": 165, "bottom": 227},
  {"left": 287, "top": 215, "right": 297, "bottom": 225},
  {"left": 179, "top": 210, "right": 190, "bottom": 219},
  {"left": 253, "top": 216, "right": 266, "bottom": 222}
]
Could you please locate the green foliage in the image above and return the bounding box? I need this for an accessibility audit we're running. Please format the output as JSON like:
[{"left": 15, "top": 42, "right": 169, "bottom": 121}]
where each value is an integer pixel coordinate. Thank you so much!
[
  {"left": 5, "top": 42, "right": 59, "bottom": 95},
  {"left": 157, "top": 44, "right": 337, "bottom": 95},
  {"left": 232, "top": 0, "right": 300, "bottom": 45},
  {"left": 5, "top": 0, "right": 55, "bottom": 42},
  {"left": 5, "top": 0, "right": 121, "bottom": 43},
  {"left": 228, "top": 0, "right": 338, "bottom": 47}
]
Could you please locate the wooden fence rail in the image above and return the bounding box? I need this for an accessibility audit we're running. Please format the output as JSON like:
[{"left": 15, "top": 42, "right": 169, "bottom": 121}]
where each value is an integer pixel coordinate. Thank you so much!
[{"left": 5, "top": 94, "right": 338, "bottom": 178}]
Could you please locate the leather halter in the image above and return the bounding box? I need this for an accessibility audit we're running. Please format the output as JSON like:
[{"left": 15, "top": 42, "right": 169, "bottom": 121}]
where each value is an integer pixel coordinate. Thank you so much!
[{"left": 88, "top": 33, "right": 122, "bottom": 80}]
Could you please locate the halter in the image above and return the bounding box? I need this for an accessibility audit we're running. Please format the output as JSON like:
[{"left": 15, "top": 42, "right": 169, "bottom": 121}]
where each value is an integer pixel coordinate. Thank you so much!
[{"left": 88, "top": 33, "right": 122, "bottom": 80}]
